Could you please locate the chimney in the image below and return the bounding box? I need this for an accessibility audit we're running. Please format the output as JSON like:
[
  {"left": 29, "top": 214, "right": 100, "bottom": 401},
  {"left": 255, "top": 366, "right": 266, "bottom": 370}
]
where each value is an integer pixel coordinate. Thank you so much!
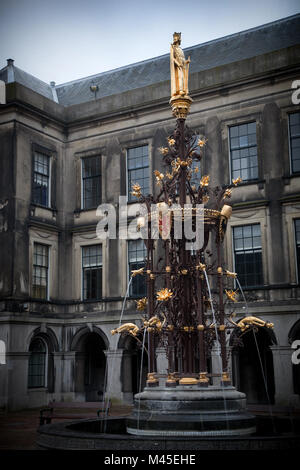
[{"left": 7, "top": 59, "right": 14, "bottom": 66}]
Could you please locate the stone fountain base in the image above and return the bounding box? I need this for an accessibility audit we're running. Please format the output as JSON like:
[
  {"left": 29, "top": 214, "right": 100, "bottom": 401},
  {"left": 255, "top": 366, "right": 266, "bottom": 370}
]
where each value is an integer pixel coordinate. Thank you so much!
[{"left": 126, "top": 384, "right": 256, "bottom": 437}]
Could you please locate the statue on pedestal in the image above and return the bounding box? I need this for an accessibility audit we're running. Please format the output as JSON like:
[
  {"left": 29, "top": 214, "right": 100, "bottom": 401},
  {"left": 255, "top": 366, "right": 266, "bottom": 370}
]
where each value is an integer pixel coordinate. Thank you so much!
[{"left": 170, "top": 32, "right": 191, "bottom": 98}]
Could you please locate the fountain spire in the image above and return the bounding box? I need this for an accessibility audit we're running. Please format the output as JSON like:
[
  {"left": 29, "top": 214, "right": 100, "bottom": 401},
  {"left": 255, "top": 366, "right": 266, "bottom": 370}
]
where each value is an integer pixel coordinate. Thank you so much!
[{"left": 113, "top": 33, "right": 272, "bottom": 437}]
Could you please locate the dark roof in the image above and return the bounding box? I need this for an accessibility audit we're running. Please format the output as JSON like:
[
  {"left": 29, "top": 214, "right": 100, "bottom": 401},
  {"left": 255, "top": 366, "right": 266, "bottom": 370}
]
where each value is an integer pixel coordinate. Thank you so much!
[
  {"left": 1, "top": 14, "right": 300, "bottom": 107},
  {"left": 0, "top": 64, "right": 54, "bottom": 101}
]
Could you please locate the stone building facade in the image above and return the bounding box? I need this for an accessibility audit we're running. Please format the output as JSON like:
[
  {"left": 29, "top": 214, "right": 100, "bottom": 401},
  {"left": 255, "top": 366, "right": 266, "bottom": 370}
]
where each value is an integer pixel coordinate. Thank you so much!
[{"left": 0, "top": 14, "right": 300, "bottom": 410}]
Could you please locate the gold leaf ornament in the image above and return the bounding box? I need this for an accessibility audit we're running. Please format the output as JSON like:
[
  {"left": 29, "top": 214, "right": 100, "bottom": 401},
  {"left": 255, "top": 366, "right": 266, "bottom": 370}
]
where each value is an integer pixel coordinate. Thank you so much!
[
  {"left": 131, "top": 183, "right": 142, "bottom": 198},
  {"left": 200, "top": 175, "right": 210, "bottom": 187},
  {"left": 156, "top": 288, "right": 173, "bottom": 301}
]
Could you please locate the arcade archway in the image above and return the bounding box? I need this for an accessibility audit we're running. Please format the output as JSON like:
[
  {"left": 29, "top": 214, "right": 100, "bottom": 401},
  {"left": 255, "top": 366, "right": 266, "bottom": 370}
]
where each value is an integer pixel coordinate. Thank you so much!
[{"left": 231, "top": 327, "right": 276, "bottom": 404}]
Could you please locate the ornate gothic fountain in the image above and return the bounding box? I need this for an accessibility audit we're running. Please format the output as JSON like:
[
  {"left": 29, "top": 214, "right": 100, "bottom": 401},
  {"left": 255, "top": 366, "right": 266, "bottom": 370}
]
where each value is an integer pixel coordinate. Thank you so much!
[
  {"left": 113, "top": 32, "right": 273, "bottom": 437},
  {"left": 37, "top": 34, "right": 300, "bottom": 450}
]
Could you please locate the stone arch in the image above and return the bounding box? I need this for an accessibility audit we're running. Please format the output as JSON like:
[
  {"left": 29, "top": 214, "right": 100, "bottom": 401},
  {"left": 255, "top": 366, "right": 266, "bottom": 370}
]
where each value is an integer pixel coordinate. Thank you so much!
[
  {"left": 27, "top": 326, "right": 58, "bottom": 393},
  {"left": 70, "top": 325, "right": 109, "bottom": 352},
  {"left": 70, "top": 326, "right": 108, "bottom": 402},
  {"left": 229, "top": 323, "right": 277, "bottom": 347},
  {"left": 26, "top": 326, "right": 59, "bottom": 353}
]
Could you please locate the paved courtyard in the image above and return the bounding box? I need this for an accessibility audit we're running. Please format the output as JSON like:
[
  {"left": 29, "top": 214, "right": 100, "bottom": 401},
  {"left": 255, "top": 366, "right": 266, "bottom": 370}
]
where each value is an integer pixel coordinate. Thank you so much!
[{"left": 0, "top": 402, "right": 132, "bottom": 450}]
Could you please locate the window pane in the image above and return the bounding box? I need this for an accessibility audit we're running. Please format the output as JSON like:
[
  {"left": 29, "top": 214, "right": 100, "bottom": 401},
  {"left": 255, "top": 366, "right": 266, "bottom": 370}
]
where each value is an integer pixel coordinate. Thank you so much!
[
  {"left": 290, "top": 113, "right": 300, "bottom": 174},
  {"left": 32, "top": 244, "right": 49, "bottom": 300},
  {"left": 128, "top": 240, "right": 146, "bottom": 296},
  {"left": 82, "top": 245, "right": 102, "bottom": 300},
  {"left": 82, "top": 156, "right": 101, "bottom": 209},
  {"left": 229, "top": 122, "right": 258, "bottom": 182},
  {"left": 128, "top": 146, "right": 149, "bottom": 201},
  {"left": 32, "top": 153, "right": 49, "bottom": 207},
  {"left": 290, "top": 113, "right": 300, "bottom": 125},
  {"left": 233, "top": 224, "right": 263, "bottom": 287},
  {"left": 28, "top": 338, "right": 46, "bottom": 388}
]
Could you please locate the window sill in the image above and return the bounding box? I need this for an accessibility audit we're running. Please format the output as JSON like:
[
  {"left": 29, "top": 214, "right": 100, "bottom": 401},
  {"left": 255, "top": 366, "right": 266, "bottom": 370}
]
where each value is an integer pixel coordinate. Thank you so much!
[
  {"left": 237, "top": 283, "right": 297, "bottom": 291},
  {"left": 30, "top": 204, "right": 57, "bottom": 218},
  {"left": 27, "top": 387, "right": 47, "bottom": 391},
  {"left": 282, "top": 174, "right": 300, "bottom": 185},
  {"left": 74, "top": 208, "right": 100, "bottom": 218},
  {"left": 30, "top": 297, "right": 50, "bottom": 303},
  {"left": 232, "top": 179, "right": 265, "bottom": 188}
]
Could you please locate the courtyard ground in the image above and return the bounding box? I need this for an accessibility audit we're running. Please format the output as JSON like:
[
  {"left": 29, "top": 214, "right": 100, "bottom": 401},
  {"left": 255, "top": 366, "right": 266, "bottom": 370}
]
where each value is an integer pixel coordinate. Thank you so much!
[
  {"left": 0, "top": 402, "right": 299, "bottom": 451},
  {"left": 0, "top": 401, "right": 132, "bottom": 450}
]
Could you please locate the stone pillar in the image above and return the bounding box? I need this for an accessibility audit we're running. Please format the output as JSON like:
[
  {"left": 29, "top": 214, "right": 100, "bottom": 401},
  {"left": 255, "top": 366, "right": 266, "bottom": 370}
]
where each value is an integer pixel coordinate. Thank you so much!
[
  {"left": 227, "top": 346, "right": 233, "bottom": 383},
  {"left": 104, "top": 349, "right": 124, "bottom": 402},
  {"left": 61, "top": 351, "right": 76, "bottom": 400},
  {"left": 211, "top": 342, "right": 222, "bottom": 386},
  {"left": 156, "top": 347, "right": 168, "bottom": 383},
  {"left": 271, "top": 345, "right": 299, "bottom": 406},
  {"left": 7, "top": 352, "right": 30, "bottom": 410},
  {"left": 122, "top": 351, "right": 133, "bottom": 403},
  {"left": 53, "top": 352, "right": 63, "bottom": 398}
]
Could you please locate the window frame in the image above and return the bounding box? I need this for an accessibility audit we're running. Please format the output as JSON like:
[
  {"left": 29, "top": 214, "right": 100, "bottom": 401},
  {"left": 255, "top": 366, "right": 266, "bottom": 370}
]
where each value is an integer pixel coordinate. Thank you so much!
[
  {"left": 288, "top": 112, "right": 300, "bottom": 175},
  {"left": 27, "top": 337, "right": 48, "bottom": 389},
  {"left": 81, "top": 155, "right": 102, "bottom": 210},
  {"left": 32, "top": 150, "right": 51, "bottom": 208},
  {"left": 126, "top": 145, "right": 149, "bottom": 203},
  {"left": 294, "top": 218, "right": 300, "bottom": 284},
  {"left": 81, "top": 244, "right": 103, "bottom": 301},
  {"left": 228, "top": 121, "right": 258, "bottom": 183},
  {"left": 128, "top": 239, "right": 147, "bottom": 298},
  {"left": 232, "top": 223, "right": 263, "bottom": 288},
  {"left": 32, "top": 242, "right": 50, "bottom": 300}
]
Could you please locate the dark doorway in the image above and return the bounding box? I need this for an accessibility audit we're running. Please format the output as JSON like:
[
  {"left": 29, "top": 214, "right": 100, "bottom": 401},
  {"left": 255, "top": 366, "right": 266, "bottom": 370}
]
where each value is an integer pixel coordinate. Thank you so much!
[
  {"left": 83, "top": 333, "right": 106, "bottom": 401},
  {"left": 232, "top": 328, "right": 275, "bottom": 404}
]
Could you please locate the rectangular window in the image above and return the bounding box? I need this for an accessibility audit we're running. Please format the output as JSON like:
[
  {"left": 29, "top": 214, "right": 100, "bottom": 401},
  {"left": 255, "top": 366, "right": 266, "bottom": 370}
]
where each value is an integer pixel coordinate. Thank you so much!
[
  {"left": 82, "top": 156, "right": 101, "bottom": 209},
  {"left": 233, "top": 224, "right": 263, "bottom": 287},
  {"left": 294, "top": 219, "right": 300, "bottom": 282},
  {"left": 82, "top": 245, "right": 102, "bottom": 300},
  {"left": 127, "top": 145, "right": 149, "bottom": 202},
  {"left": 190, "top": 158, "right": 201, "bottom": 188},
  {"left": 32, "top": 243, "right": 49, "bottom": 299},
  {"left": 229, "top": 122, "right": 258, "bottom": 182},
  {"left": 289, "top": 112, "right": 300, "bottom": 174},
  {"left": 128, "top": 239, "right": 147, "bottom": 297},
  {"left": 32, "top": 151, "right": 50, "bottom": 207}
]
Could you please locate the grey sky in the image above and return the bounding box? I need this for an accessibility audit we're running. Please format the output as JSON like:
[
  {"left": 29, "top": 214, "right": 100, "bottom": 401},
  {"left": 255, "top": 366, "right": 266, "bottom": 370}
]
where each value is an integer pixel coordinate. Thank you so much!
[{"left": 0, "top": 0, "right": 299, "bottom": 85}]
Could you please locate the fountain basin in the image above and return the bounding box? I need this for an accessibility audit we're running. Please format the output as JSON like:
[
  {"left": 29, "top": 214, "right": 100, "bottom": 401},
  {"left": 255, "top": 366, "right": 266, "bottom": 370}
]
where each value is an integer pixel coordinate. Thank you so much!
[
  {"left": 126, "top": 385, "right": 256, "bottom": 437},
  {"left": 36, "top": 415, "right": 300, "bottom": 450}
]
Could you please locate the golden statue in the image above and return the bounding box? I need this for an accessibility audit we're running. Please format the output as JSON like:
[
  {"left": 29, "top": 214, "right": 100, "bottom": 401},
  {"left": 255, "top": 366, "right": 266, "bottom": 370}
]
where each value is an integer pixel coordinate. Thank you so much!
[
  {"left": 170, "top": 32, "right": 190, "bottom": 98},
  {"left": 131, "top": 267, "right": 144, "bottom": 277},
  {"left": 111, "top": 323, "right": 140, "bottom": 337},
  {"left": 229, "top": 315, "right": 274, "bottom": 332},
  {"left": 144, "top": 314, "right": 166, "bottom": 332}
]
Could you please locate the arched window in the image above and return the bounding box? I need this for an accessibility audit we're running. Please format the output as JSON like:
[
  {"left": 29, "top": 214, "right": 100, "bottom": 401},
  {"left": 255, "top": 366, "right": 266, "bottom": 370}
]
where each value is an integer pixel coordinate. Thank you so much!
[{"left": 28, "top": 338, "right": 47, "bottom": 388}]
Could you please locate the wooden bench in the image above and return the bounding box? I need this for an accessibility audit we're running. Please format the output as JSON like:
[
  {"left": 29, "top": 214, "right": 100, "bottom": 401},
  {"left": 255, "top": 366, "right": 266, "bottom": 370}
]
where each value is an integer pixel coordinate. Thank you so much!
[{"left": 39, "top": 401, "right": 112, "bottom": 425}]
